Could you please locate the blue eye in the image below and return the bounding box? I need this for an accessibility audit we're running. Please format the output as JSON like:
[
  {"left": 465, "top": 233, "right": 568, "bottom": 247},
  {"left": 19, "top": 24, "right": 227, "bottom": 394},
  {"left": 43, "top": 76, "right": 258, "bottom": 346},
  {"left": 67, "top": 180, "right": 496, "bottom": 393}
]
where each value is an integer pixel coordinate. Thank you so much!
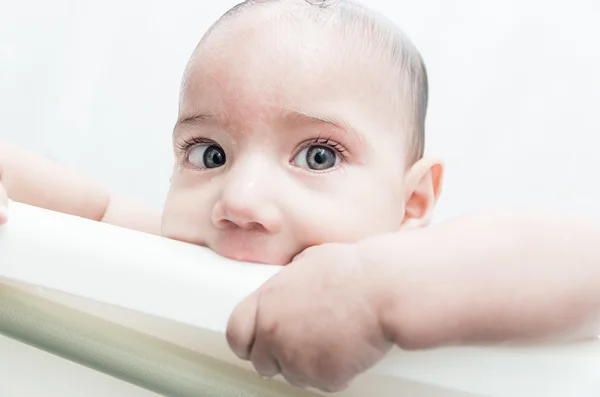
[
  {"left": 293, "top": 145, "right": 339, "bottom": 171},
  {"left": 188, "top": 144, "right": 226, "bottom": 169}
]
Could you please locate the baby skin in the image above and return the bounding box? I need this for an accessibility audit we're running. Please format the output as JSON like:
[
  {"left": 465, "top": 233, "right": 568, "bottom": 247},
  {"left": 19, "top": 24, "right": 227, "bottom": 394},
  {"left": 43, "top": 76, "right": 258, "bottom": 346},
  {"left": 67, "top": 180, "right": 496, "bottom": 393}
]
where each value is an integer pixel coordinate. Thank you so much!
[{"left": 1, "top": 0, "right": 600, "bottom": 393}]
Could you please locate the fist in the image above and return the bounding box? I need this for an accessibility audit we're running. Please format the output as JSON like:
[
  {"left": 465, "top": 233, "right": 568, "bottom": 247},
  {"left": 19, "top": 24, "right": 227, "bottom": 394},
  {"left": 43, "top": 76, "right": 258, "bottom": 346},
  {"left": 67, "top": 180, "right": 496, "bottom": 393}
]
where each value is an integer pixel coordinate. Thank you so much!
[{"left": 226, "top": 243, "right": 392, "bottom": 392}]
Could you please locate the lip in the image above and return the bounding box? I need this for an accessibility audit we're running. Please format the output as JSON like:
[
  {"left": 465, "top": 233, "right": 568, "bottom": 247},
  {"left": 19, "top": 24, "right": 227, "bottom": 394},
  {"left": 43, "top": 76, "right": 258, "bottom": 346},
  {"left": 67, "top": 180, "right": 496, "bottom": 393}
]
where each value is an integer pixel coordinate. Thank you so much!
[
  {"left": 212, "top": 239, "right": 287, "bottom": 265},
  {"left": 218, "top": 249, "right": 269, "bottom": 264},
  {"left": 209, "top": 229, "right": 308, "bottom": 266}
]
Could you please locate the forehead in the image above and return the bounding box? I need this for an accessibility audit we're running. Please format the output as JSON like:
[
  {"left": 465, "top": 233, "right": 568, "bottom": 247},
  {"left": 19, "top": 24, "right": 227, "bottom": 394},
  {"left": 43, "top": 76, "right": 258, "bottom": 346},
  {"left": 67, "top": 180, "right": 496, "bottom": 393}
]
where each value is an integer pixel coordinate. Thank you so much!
[{"left": 179, "top": 10, "right": 396, "bottom": 131}]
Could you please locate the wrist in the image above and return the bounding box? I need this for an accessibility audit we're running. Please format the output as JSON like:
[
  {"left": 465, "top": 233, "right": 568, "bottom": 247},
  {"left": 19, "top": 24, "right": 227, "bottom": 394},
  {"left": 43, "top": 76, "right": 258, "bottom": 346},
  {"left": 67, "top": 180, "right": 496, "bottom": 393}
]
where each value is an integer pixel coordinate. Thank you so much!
[{"left": 355, "top": 230, "right": 451, "bottom": 350}]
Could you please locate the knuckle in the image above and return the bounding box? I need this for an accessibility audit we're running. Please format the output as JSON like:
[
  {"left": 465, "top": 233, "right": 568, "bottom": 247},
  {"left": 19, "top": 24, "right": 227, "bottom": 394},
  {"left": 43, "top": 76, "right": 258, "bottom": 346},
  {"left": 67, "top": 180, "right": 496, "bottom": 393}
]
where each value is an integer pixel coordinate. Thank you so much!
[
  {"left": 255, "top": 312, "right": 281, "bottom": 344},
  {"left": 224, "top": 323, "right": 240, "bottom": 347},
  {"left": 225, "top": 316, "right": 242, "bottom": 345},
  {"left": 263, "top": 318, "right": 280, "bottom": 338},
  {"left": 319, "top": 381, "right": 349, "bottom": 393},
  {"left": 258, "top": 281, "right": 278, "bottom": 299},
  {"left": 225, "top": 322, "right": 250, "bottom": 358}
]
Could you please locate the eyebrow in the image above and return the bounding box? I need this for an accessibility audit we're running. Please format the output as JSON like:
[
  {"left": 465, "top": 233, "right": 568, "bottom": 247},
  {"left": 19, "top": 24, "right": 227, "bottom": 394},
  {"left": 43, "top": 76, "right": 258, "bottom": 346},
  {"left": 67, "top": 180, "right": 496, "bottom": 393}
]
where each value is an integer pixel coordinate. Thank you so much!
[
  {"left": 173, "top": 113, "right": 217, "bottom": 137},
  {"left": 174, "top": 109, "right": 365, "bottom": 143},
  {"left": 177, "top": 113, "right": 216, "bottom": 126},
  {"left": 284, "top": 108, "right": 364, "bottom": 143}
]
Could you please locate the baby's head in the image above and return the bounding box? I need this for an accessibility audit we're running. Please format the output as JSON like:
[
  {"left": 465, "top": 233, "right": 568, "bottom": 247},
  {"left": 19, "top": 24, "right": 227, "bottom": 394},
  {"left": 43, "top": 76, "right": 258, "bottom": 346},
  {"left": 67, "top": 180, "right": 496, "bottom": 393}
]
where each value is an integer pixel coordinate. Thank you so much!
[{"left": 162, "top": 0, "right": 443, "bottom": 265}]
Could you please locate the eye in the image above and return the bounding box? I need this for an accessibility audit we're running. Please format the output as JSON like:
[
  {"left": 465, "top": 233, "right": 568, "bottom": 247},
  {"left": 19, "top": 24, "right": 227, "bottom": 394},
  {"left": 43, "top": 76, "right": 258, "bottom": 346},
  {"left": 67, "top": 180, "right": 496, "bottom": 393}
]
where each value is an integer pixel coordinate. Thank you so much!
[
  {"left": 293, "top": 145, "right": 340, "bottom": 171},
  {"left": 187, "top": 144, "right": 226, "bottom": 169}
]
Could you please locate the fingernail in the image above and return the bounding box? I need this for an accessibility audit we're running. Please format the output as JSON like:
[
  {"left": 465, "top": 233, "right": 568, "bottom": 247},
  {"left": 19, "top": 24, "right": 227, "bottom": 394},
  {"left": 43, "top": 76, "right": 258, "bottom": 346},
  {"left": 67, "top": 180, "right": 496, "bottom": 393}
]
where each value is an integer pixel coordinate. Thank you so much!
[{"left": 260, "top": 375, "right": 273, "bottom": 381}]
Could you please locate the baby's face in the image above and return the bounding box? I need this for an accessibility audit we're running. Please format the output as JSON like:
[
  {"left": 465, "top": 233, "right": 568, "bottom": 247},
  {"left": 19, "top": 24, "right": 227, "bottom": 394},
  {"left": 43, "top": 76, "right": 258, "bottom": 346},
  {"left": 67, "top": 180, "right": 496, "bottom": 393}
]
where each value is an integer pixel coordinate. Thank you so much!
[{"left": 162, "top": 15, "right": 424, "bottom": 265}]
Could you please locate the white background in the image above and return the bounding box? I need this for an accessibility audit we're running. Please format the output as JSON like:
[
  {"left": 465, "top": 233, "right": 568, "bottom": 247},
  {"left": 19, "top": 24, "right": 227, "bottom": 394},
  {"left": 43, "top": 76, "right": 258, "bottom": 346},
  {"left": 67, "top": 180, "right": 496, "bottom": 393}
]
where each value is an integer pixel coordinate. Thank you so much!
[
  {"left": 1, "top": 0, "right": 599, "bottom": 221},
  {"left": 1, "top": 2, "right": 600, "bottom": 396}
]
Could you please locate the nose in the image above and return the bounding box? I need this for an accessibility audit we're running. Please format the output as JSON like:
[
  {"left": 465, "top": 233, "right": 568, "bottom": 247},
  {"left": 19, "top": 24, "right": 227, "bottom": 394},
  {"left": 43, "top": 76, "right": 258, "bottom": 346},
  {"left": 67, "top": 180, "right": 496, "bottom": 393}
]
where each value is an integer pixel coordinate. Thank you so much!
[{"left": 211, "top": 161, "right": 282, "bottom": 233}]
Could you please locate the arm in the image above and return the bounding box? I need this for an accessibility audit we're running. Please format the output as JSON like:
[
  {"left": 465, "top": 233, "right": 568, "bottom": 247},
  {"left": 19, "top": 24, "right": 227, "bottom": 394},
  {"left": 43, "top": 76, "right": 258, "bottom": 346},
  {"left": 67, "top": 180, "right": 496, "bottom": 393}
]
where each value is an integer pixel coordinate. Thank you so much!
[
  {"left": 359, "top": 210, "right": 600, "bottom": 349},
  {"left": 225, "top": 210, "right": 600, "bottom": 392},
  {"left": 0, "top": 140, "right": 161, "bottom": 235}
]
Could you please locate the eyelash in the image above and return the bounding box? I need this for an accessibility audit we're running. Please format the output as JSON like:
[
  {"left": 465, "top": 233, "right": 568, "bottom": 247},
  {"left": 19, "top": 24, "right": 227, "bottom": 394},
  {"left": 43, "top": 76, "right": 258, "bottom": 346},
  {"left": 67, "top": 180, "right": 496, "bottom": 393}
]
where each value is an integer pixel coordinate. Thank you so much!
[
  {"left": 174, "top": 134, "right": 350, "bottom": 167},
  {"left": 175, "top": 136, "right": 215, "bottom": 154},
  {"left": 298, "top": 135, "right": 348, "bottom": 156}
]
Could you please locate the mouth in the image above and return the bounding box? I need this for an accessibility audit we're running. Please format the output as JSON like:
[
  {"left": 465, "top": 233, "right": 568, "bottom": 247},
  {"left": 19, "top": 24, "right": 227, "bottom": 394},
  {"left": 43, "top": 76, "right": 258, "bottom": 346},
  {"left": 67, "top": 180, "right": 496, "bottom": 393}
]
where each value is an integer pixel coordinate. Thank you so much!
[
  {"left": 211, "top": 238, "right": 299, "bottom": 266},
  {"left": 221, "top": 253, "right": 271, "bottom": 264}
]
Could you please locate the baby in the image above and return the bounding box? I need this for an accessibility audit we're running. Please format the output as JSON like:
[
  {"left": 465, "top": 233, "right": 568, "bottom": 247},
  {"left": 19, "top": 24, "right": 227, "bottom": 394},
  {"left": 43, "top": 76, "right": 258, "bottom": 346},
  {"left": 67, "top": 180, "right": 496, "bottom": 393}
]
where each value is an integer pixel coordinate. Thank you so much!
[
  {"left": 1, "top": 0, "right": 599, "bottom": 393},
  {"left": 163, "top": 0, "right": 437, "bottom": 266}
]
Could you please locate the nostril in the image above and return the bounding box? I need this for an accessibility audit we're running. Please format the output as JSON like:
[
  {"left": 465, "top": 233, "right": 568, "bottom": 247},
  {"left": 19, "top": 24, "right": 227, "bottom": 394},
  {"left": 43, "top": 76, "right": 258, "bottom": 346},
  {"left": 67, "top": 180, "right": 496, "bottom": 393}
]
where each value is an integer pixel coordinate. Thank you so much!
[
  {"left": 243, "top": 221, "right": 267, "bottom": 232},
  {"left": 211, "top": 199, "right": 280, "bottom": 234},
  {"left": 216, "top": 219, "right": 236, "bottom": 230},
  {"left": 233, "top": 220, "right": 267, "bottom": 232},
  {"left": 217, "top": 219, "right": 267, "bottom": 232}
]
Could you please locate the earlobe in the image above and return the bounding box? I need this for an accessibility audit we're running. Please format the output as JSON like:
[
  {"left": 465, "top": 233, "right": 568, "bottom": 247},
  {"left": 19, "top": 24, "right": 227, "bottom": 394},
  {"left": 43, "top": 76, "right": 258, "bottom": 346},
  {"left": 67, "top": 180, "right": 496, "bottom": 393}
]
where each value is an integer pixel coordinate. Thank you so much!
[{"left": 401, "top": 157, "right": 444, "bottom": 230}]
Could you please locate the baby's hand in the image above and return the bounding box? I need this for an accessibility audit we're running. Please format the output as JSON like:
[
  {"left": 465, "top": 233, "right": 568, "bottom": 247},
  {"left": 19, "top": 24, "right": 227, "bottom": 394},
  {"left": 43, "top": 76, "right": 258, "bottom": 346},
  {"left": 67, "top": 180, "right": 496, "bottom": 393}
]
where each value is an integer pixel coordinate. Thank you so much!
[
  {"left": 0, "top": 181, "right": 7, "bottom": 224},
  {"left": 226, "top": 243, "right": 392, "bottom": 392}
]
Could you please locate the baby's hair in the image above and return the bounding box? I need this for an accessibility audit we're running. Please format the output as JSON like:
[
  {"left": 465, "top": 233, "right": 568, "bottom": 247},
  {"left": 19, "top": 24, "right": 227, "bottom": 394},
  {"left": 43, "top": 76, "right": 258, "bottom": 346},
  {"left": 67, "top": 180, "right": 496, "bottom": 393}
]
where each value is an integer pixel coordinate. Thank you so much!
[{"left": 186, "top": 0, "right": 428, "bottom": 164}]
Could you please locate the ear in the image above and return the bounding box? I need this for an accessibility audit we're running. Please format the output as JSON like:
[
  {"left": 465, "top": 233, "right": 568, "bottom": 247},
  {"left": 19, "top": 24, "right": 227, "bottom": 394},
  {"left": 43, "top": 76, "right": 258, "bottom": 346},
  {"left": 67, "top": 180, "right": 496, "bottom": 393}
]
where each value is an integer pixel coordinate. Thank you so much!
[{"left": 400, "top": 156, "right": 444, "bottom": 230}]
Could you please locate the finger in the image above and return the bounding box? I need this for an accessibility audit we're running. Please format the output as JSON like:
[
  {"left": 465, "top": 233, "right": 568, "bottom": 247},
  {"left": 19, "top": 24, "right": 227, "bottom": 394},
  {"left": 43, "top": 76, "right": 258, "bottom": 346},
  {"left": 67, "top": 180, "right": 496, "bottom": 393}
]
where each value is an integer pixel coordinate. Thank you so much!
[
  {"left": 279, "top": 368, "right": 310, "bottom": 390},
  {"left": 290, "top": 248, "right": 308, "bottom": 263},
  {"left": 226, "top": 290, "right": 259, "bottom": 360},
  {"left": 0, "top": 185, "right": 8, "bottom": 224},
  {"left": 268, "top": 344, "right": 310, "bottom": 389},
  {"left": 249, "top": 335, "right": 281, "bottom": 380},
  {"left": 316, "top": 380, "right": 350, "bottom": 394}
]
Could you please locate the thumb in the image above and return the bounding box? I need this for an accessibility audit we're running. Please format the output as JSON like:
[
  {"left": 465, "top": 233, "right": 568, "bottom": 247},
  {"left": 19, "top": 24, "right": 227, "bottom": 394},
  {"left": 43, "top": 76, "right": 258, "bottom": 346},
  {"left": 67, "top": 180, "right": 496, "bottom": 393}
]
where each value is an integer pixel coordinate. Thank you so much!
[
  {"left": 0, "top": 184, "right": 8, "bottom": 225},
  {"left": 226, "top": 290, "right": 259, "bottom": 360}
]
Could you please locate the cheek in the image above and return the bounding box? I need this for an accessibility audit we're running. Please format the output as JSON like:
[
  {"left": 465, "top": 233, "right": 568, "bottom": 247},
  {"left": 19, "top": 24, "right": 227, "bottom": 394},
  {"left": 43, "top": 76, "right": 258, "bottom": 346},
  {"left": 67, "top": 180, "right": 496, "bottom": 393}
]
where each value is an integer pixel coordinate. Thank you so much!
[
  {"left": 161, "top": 182, "right": 212, "bottom": 246},
  {"left": 289, "top": 170, "right": 404, "bottom": 246}
]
